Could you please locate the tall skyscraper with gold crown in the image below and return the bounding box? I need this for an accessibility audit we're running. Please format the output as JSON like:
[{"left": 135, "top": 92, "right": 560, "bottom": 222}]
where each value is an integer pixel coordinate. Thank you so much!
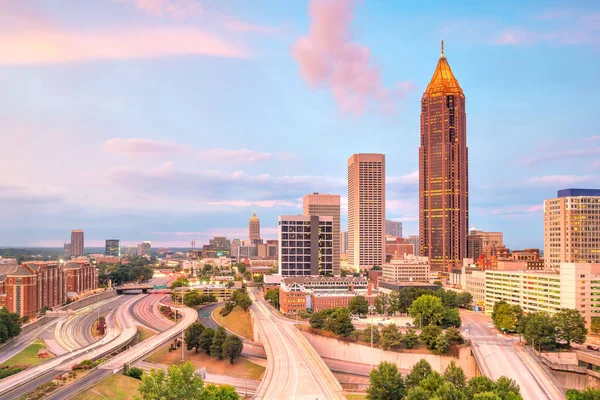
[{"left": 419, "top": 41, "right": 468, "bottom": 273}]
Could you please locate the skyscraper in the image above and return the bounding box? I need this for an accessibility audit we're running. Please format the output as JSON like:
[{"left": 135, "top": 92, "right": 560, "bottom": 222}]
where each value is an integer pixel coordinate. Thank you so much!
[
  {"left": 544, "top": 189, "right": 600, "bottom": 269},
  {"left": 71, "top": 230, "right": 84, "bottom": 257},
  {"left": 341, "top": 231, "right": 348, "bottom": 254},
  {"left": 407, "top": 236, "right": 420, "bottom": 257},
  {"left": 137, "top": 241, "right": 151, "bottom": 256},
  {"left": 385, "top": 219, "right": 403, "bottom": 238},
  {"left": 419, "top": 41, "right": 468, "bottom": 273},
  {"left": 105, "top": 239, "right": 121, "bottom": 257},
  {"left": 249, "top": 212, "right": 261, "bottom": 241},
  {"left": 348, "top": 153, "right": 385, "bottom": 270},
  {"left": 303, "top": 193, "right": 341, "bottom": 275}
]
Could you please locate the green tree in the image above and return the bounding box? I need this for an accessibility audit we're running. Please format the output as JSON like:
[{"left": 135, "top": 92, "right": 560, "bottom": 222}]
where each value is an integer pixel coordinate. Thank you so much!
[
  {"left": 419, "top": 325, "right": 442, "bottom": 349},
  {"left": 494, "top": 376, "right": 521, "bottom": 399},
  {"left": 170, "top": 278, "right": 189, "bottom": 290},
  {"left": 405, "top": 359, "right": 433, "bottom": 390},
  {"left": 0, "top": 308, "right": 21, "bottom": 343},
  {"left": 435, "top": 290, "right": 459, "bottom": 308},
  {"left": 138, "top": 362, "right": 204, "bottom": 400},
  {"left": 380, "top": 324, "right": 402, "bottom": 350},
  {"left": 232, "top": 290, "right": 252, "bottom": 311},
  {"left": 361, "top": 325, "right": 381, "bottom": 344},
  {"left": 366, "top": 361, "right": 406, "bottom": 400},
  {"left": 211, "top": 327, "right": 228, "bottom": 359},
  {"left": 445, "top": 327, "right": 464, "bottom": 344},
  {"left": 566, "top": 387, "right": 600, "bottom": 400},
  {"left": 374, "top": 292, "right": 390, "bottom": 315},
  {"left": 443, "top": 361, "right": 466, "bottom": 389},
  {"left": 405, "top": 387, "right": 432, "bottom": 400},
  {"left": 264, "top": 288, "right": 280, "bottom": 309},
  {"left": 199, "top": 327, "right": 215, "bottom": 355},
  {"left": 201, "top": 384, "right": 240, "bottom": 400},
  {"left": 402, "top": 328, "right": 420, "bottom": 349},
  {"left": 467, "top": 376, "right": 496, "bottom": 398},
  {"left": 349, "top": 295, "right": 369, "bottom": 316},
  {"left": 184, "top": 321, "right": 205, "bottom": 353},
  {"left": 409, "top": 295, "right": 444, "bottom": 327},
  {"left": 431, "top": 333, "right": 451, "bottom": 355},
  {"left": 323, "top": 307, "right": 355, "bottom": 337},
  {"left": 457, "top": 292, "right": 474, "bottom": 308},
  {"left": 441, "top": 307, "right": 462, "bottom": 328},
  {"left": 222, "top": 335, "right": 243, "bottom": 364},
  {"left": 492, "top": 301, "right": 522, "bottom": 332},
  {"left": 309, "top": 311, "right": 326, "bottom": 329},
  {"left": 522, "top": 312, "right": 556, "bottom": 349},
  {"left": 126, "top": 366, "right": 144, "bottom": 380},
  {"left": 552, "top": 308, "right": 587, "bottom": 347}
]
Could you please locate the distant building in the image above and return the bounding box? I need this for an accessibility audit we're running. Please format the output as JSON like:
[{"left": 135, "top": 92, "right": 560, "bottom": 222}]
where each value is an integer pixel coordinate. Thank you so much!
[
  {"left": 467, "top": 231, "right": 483, "bottom": 259},
  {"left": 303, "top": 193, "right": 341, "bottom": 275},
  {"left": 105, "top": 239, "right": 121, "bottom": 257},
  {"left": 208, "top": 236, "right": 230, "bottom": 257},
  {"left": 278, "top": 215, "right": 333, "bottom": 276},
  {"left": 63, "top": 242, "right": 72, "bottom": 259},
  {"left": 382, "top": 254, "right": 430, "bottom": 283},
  {"left": 385, "top": 219, "right": 403, "bottom": 238},
  {"left": 544, "top": 189, "right": 600, "bottom": 269},
  {"left": 341, "top": 231, "right": 348, "bottom": 254},
  {"left": 348, "top": 153, "right": 385, "bottom": 270},
  {"left": 249, "top": 213, "right": 261, "bottom": 241},
  {"left": 137, "top": 241, "right": 151, "bottom": 257},
  {"left": 385, "top": 236, "right": 414, "bottom": 262},
  {"left": 266, "top": 239, "right": 278, "bottom": 259},
  {"left": 407, "top": 236, "right": 420, "bottom": 257},
  {"left": 257, "top": 244, "right": 267, "bottom": 258},
  {"left": 71, "top": 230, "right": 84, "bottom": 256}
]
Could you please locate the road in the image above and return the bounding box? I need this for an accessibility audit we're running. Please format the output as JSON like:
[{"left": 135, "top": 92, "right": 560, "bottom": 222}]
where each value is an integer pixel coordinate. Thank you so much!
[
  {"left": 131, "top": 293, "right": 175, "bottom": 332},
  {"left": 249, "top": 288, "right": 344, "bottom": 400},
  {"left": 0, "top": 316, "right": 64, "bottom": 365},
  {"left": 461, "top": 310, "right": 564, "bottom": 400}
]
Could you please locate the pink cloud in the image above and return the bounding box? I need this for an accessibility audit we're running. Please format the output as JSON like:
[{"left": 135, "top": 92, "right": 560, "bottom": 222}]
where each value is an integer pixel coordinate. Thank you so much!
[
  {"left": 198, "top": 148, "right": 274, "bottom": 163},
  {"left": 204, "top": 200, "right": 300, "bottom": 208},
  {"left": 102, "top": 138, "right": 188, "bottom": 158},
  {"left": 225, "top": 19, "right": 274, "bottom": 34},
  {"left": 0, "top": 26, "right": 245, "bottom": 65},
  {"left": 527, "top": 175, "right": 593, "bottom": 186},
  {"left": 114, "top": 0, "right": 201, "bottom": 19},
  {"left": 292, "top": 0, "right": 412, "bottom": 115}
]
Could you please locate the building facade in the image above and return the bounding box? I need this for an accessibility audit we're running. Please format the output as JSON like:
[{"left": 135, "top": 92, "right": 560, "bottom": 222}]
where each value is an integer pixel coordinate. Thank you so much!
[
  {"left": 385, "top": 219, "right": 403, "bottom": 238},
  {"left": 348, "top": 153, "right": 385, "bottom": 270},
  {"left": 407, "top": 236, "right": 420, "bottom": 256},
  {"left": 278, "top": 215, "right": 334, "bottom": 276},
  {"left": 341, "top": 231, "right": 348, "bottom": 255},
  {"left": 63, "top": 261, "right": 98, "bottom": 297},
  {"left": 137, "top": 241, "right": 151, "bottom": 256},
  {"left": 303, "top": 193, "right": 341, "bottom": 275},
  {"left": 105, "top": 239, "right": 121, "bottom": 257},
  {"left": 385, "top": 236, "right": 415, "bottom": 261},
  {"left": 419, "top": 42, "right": 468, "bottom": 273},
  {"left": 266, "top": 239, "right": 278, "bottom": 259},
  {"left": 71, "top": 230, "right": 84, "bottom": 257},
  {"left": 249, "top": 212, "right": 261, "bottom": 241},
  {"left": 544, "top": 189, "right": 600, "bottom": 269},
  {"left": 382, "top": 255, "right": 430, "bottom": 283}
]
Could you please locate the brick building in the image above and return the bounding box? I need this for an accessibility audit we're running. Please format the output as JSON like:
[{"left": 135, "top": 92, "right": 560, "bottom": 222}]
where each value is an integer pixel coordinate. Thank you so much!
[{"left": 63, "top": 261, "right": 98, "bottom": 296}]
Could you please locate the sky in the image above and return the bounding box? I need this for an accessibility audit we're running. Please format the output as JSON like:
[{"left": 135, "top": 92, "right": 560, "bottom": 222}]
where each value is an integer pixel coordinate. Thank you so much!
[{"left": 0, "top": 0, "right": 599, "bottom": 249}]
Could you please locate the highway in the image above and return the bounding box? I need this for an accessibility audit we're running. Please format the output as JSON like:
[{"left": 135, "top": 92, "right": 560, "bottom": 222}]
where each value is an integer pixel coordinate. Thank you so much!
[
  {"left": 461, "top": 310, "right": 564, "bottom": 400},
  {"left": 249, "top": 287, "right": 344, "bottom": 400},
  {"left": 131, "top": 293, "right": 175, "bottom": 332}
]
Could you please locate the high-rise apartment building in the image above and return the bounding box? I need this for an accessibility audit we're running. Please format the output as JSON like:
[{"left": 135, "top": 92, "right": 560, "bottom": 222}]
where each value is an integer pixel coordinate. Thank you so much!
[
  {"left": 249, "top": 213, "right": 261, "bottom": 241},
  {"left": 407, "top": 235, "right": 420, "bottom": 256},
  {"left": 468, "top": 229, "right": 503, "bottom": 259},
  {"left": 278, "top": 215, "right": 333, "bottom": 276},
  {"left": 105, "top": 239, "right": 121, "bottom": 257},
  {"left": 385, "top": 219, "right": 403, "bottom": 238},
  {"left": 303, "top": 193, "right": 341, "bottom": 275},
  {"left": 348, "top": 153, "right": 385, "bottom": 270},
  {"left": 544, "top": 189, "right": 600, "bottom": 269},
  {"left": 137, "top": 241, "right": 151, "bottom": 256},
  {"left": 71, "top": 230, "right": 84, "bottom": 257},
  {"left": 341, "top": 231, "right": 348, "bottom": 254},
  {"left": 63, "top": 242, "right": 72, "bottom": 259},
  {"left": 419, "top": 42, "right": 468, "bottom": 273}
]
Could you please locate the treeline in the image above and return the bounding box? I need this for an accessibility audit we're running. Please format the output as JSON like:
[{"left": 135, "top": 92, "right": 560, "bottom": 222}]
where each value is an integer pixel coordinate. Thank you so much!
[
  {"left": 184, "top": 322, "right": 244, "bottom": 364},
  {"left": 373, "top": 288, "right": 472, "bottom": 316},
  {"left": 220, "top": 289, "right": 252, "bottom": 317},
  {"left": 0, "top": 308, "right": 21, "bottom": 343},
  {"left": 97, "top": 256, "right": 153, "bottom": 286},
  {"left": 183, "top": 292, "right": 217, "bottom": 308},
  {"left": 265, "top": 288, "right": 279, "bottom": 309},
  {"left": 567, "top": 387, "right": 600, "bottom": 400},
  {"left": 367, "top": 359, "right": 522, "bottom": 400},
  {"left": 492, "top": 301, "right": 587, "bottom": 349}
]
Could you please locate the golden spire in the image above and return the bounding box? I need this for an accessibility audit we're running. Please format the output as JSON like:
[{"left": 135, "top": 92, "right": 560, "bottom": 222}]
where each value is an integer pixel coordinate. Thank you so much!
[
  {"left": 425, "top": 40, "right": 462, "bottom": 95},
  {"left": 441, "top": 39, "right": 445, "bottom": 58}
]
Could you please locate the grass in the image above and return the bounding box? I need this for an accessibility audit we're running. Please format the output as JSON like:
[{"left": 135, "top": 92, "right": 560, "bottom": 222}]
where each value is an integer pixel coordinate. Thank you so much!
[
  {"left": 1, "top": 340, "right": 52, "bottom": 367},
  {"left": 71, "top": 374, "right": 141, "bottom": 400},
  {"left": 213, "top": 306, "right": 254, "bottom": 339},
  {"left": 145, "top": 344, "right": 265, "bottom": 380},
  {"left": 133, "top": 326, "right": 156, "bottom": 345}
]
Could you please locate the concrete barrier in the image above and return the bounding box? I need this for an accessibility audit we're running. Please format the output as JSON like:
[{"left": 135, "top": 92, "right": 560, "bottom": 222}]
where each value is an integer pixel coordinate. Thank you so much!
[{"left": 60, "top": 290, "right": 117, "bottom": 311}]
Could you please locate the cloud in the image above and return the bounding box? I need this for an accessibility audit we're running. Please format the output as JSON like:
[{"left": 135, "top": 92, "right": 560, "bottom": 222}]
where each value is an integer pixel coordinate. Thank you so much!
[
  {"left": 387, "top": 171, "right": 419, "bottom": 187},
  {"left": 102, "top": 138, "right": 189, "bottom": 158},
  {"left": 292, "top": 0, "right": 413, "bottom": 115},
  {"left": 113, "top": 0, "right": 201, "bottom": 19},
  {"left": 520, "top": 147, "right": 600, "bottom": 166},
  {"left": 149, "top": 226, "right": 279, "bottom": 240},
  {"left": 204, "top": 199, "right": 301, "bottom": 208},
  {"left": 527, "top": 175, "right": 594, "bottom": 187},
  {"left": 198, "top": 148, "right": 297, "bottom": 163},
  {"left": 224, "top": 19, "right": 274, "bottom": 34},
  {"left": 0, "top": 26, "right": 246, "bottom": 65},
  {"left": 0, "top": 185, "right": 65, "bottom": 206}
]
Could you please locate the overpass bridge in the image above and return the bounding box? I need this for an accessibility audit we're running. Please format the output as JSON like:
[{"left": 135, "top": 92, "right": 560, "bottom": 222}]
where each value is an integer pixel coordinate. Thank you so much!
[{"left": 115, "top": 284, "right": 154, "bottom": 294}]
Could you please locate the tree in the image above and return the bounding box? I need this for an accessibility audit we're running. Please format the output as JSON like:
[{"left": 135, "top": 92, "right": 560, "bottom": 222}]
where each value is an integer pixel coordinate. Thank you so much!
[
  {"left": 566, "top": 387, "right": 600, "bottom": 400},
  {"left": 361, "top": 325, "right": 381, "bottom": 344},
  {"left": 222, "top": 335, "right": 243, "bottom": 364},
  {"left": 441, "top": 308, "right": 462, "bottom": 328},
  {"left": 402, "top": 328, "right": 420, "bottom": 349},
  {"left": 126, "top": 366, "right": 144, "bottom": 380},
  {"left": 366, "top": 361, "right": 405, "bottom": 400},
  {"left": 138, "top": 362, "right": 204, "bottom": 400},
  {"left": 457, "top": 292, "right": 473, "bottom": 308},
  {"left": 444, "top": 361, "right": 467, "bottom": 389},
  {"left": 170, "top": 278, "right": 189, "bottom": 290},
  {"left": 199, "top": 327, "right": 215, "bottom": 355},
  {"left": 309, "top": 311, "right": 326, "bottom": 329},
  {"left": 265, "top": 289, "right": 280, "bottom": 309},
  {"left": 405, "top": 359, "right": 433, "bottom": 390},
  {"left": 467, "top": 376, "right": 496, "bottom": 398},
  {"left": 552, "top": 308, "right": 587, "bottom": 347},
  {"left": 492, "top": 301, "right": 522, "bottom": 332},
  {"left": 431, "top": 333, "right": 451, "bottom": 355},
  {"left": 0, "top": 308, "right": 21, "bottom": 343},
  {"left": 374, "top": 292, "right": 390, "bottom": 315},
  {"left": 211, "top": 327, "right": 227, "bottom": 359},
  {"left": 522, "top": 312, "right": 556, "bottom": 349},
  {"left": 235, "top": 263, "right": 246, "bottom": 274},
  {"left": 380, "top": 324, "right": 402, "bottom": 350},
  {"left": 445, "top": 327, "right": 464, "bottom": 344},
  {"left": 494, "top": 376, "right": 521, "bottom": 399},
  {"left": 201, "top": 384, "right": 240, "bottom": 400},
  {"left": 185, "top": 322, "right": 205, "bottom": 353},
  {"left": 409, "top": 295, "right": 444, "bottom": 327},
  {"left": 232, "top": 290, "right": 252, "bottom": 311},
  {"left": 419, "top": 325, "right": 442, "bottom": 349},
  {"left": 435, "top": 290, "right": 459, "bottom": 308},
  {"left": 349, "top": 295, "right": 369, "bottom": 316},
  {"left": 323, "top": 308, "right": 355, "bottom": 337}
]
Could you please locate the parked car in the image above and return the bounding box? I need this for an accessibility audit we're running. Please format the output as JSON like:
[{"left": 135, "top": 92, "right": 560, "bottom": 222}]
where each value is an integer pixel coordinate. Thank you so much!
[
  {"left": 587, "top": 345, "right": 599, "bottom": 351},
  {"left": 406, "top": 322, "right": 412, "bottom": 327}
]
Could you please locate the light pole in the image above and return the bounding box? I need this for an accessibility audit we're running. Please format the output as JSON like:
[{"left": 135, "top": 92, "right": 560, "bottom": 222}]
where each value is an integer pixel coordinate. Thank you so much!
[
  {"left": 370, "top": 324, "right": 374, "bottom": 371},
  {"left": 181, "top": 284, "right": 185, "bottom": 362}
]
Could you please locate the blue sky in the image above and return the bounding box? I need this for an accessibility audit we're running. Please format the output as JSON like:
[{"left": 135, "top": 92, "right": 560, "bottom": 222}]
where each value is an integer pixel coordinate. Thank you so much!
[{"left": 0, "top": 0, "right": 598, "bottom": 249}]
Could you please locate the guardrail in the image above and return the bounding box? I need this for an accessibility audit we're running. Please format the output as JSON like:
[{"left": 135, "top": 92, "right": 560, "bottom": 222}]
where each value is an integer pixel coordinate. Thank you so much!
[{"left": 522, "top": 345, "right": 566, "bottom": 397}]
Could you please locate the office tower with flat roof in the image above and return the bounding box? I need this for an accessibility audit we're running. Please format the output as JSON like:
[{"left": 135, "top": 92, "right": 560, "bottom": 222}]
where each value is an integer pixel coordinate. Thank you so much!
[
  {"left": 278, "top": 215, "right": 333, "bottom": 276},
  {"left": 348, "top": 153, "right": 386, "bottom": 270},
  {"left": 249, "top": 212, "right": 261, "bottom": 241},
  {"left": 385, "top": 219, "right": 403, "bottom": 238},
  {"left": 544, "top": 188, "right": 600, "bottom": 269},
  {"left": 71, "top": 230, "right": 84, "bottom": 257},
  {"left": 407, "top": 235, "right": 420, "bottom": 256},
  {"left": 137, "top": 241, "right": 151, "bottom": 256},
  {"left": 105, "top": 239, "right": 121, "bottom": 257},
  {"left": 419, "top": 41, "right": 468, "bottom": 273},
  {"left": 341, "top": 231, "right": 348, "bottom": 254},
  {"left": 303, "top": 193, "right": 341, "bottom": 275}
]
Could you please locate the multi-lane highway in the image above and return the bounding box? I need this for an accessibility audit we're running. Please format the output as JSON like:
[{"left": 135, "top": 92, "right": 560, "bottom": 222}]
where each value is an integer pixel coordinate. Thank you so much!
[
  {"left": 131, "top": 293, "right": 175, "bottom": 332},
  {"left": 249, "top": 287, "right": 344, "bottom": 400},
  {"left": 462, "top": 310, "right": 564, "bottom": 400}
]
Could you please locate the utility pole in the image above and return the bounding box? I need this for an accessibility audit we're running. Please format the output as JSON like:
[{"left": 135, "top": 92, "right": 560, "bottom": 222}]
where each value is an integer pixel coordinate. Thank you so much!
[{"left": 181, "top": 284, "right": 185, "bottom": 362}]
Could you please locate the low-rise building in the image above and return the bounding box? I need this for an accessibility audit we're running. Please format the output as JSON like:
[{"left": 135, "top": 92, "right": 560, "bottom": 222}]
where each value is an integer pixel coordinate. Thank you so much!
[
  {"left": 172, "top": 283, "right": 238, "bottom": 302},
  {"left": 382, "top": 254, "right": 430, "bottom": 283}
]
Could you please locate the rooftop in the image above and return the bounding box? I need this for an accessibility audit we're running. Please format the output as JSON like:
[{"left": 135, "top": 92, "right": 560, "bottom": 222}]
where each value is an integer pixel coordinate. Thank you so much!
[{"left": 557, "top": 188, "right": 600, "bottom": 198}]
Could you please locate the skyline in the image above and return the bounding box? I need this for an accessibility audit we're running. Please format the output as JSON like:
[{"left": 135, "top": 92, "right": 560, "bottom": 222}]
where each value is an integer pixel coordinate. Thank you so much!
[{"left": 1, "top": 0, "right": 599, "bottom": 248}]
